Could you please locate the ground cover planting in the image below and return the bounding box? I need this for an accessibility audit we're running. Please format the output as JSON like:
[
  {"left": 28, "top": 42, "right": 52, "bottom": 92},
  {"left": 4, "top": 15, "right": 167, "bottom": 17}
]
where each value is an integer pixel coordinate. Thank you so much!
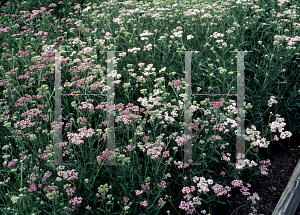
[{"left": 0, "top": 0, "right": 300, "bottom": 214}]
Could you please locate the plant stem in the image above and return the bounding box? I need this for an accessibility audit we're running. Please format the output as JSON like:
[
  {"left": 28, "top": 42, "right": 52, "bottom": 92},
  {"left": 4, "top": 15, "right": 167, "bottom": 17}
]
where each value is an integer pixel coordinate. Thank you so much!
[
  {"left": 230, "top": 202, "right": 250, "bottom": 215},
  {"left": 21, "top": 163, "right": 23, "bottom": 188}
]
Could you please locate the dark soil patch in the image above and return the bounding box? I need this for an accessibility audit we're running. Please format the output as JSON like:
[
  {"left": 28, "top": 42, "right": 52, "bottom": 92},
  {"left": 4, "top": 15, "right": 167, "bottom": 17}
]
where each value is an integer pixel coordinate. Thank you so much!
[{"left": 223, "top": 132, "right": 300, "bottom": 215}]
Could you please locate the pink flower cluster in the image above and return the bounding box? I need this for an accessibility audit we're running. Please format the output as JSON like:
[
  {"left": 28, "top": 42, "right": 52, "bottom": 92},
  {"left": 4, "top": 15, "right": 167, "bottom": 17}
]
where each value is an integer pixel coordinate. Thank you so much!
[
  {"left": 77, "top": 101, "right": 94, "bottom": 112},
  {"left": 38, "top": 145, "right": 55, "bottom": 161},
  {"left": 172, "top": 79, "right": 182, "bottom": 90},
  {"left": 231, "top": 180, "right": 252, "bottom": 196},
  {"left": 27, "top": 172, "right": 38, "bottom": 183},
  {"left": 269, "top": 114, "right": 292, "bottom": 140},
  {"left": 97, "top": 150, "right": 108, "bottom": 162},
  {"left": 221, "top": 153, "right": 231, "bottom": 162},
  {"left": 123, "top": 196, "right": 130, "bottom": 205},
  {"left": 135, "top": 189, "right": 143, "bottom": 196},
  {"left": 57, "top": 169, "right": 79, "bottom": 181},
  {"left": 259, "top": 159, "right": 271, "bottom": 175},
  {"left": 173, "top": 160, "right": 190, "bottom": 169},
  {"left": 143, "top": 136, "right": 150, "bottom": 142},
  {"left": 122, "top": 144, "right": 136, "bottom": 153},
  {"left": 211, "top": 135, "right": 222, "bottom": 140},
  {"left": 268, "top": 96, "right": 278, "bottom": 106},
  {"left": 190, "top": 122, "right": 201, "bottom": 131},
  {"left": 212, "top": 184, "right": 232, "bottom": 197},
  {"left": 210, "top": 98, "right": 225, "bottom": 108},
  {"left": 66, "top": 187, "right": 76, "bottom": 196},
  {"left": 18, "top": 50, "right": 29, "bottom": 57},
  {"left": 7, "top": 159, "right": 18, "bottom": 167},
  {"left": 141, "top": 184, "right": 150, "bottom": 190},
  {"left": 179, "top": 177, "right": 259, "bottom": 214},
  {"left": 65, "top": 197, "right": 83, "bottom": 213},
  {"left": 179, "top": 203, "right": 195, "bottom": 214},
  {"left": 28, "top": 183, "right": 42, "bottom": 193},
  {"left": 67, "top": 127, "right": 96, "bottom": 145},
  {"left": 115, "top": 104, "right": 145, "bottom": 125},
  {"left": 175, "top": 135, "right": 188, "bottom": 147},
  {"left": 140, "top": 200, "right": 147, "bottom": 208},
  {"left": 157, "top": 181, "right": 167, "bottom": 189},
  {"left": 43, "top": 184, "right": 58, "bottom": 193},
  {"left": 42, "top": 171, "right": 53, "bottom": 184},
  {"left": 145, "top": 141, "right": 170, "bottom": 160}
]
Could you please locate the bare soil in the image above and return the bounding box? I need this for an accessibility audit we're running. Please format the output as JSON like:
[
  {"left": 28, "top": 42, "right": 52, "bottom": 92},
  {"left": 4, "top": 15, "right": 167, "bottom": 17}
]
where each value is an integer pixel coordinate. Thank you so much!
[{"left": 224, "top": 132, "right": 300, "bottom": 215}]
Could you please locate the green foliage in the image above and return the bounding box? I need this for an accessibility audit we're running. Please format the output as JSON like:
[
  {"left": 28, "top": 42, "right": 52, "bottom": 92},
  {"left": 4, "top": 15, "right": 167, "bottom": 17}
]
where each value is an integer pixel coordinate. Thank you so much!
[{"left": 0, "top": 0, "right": 299, "bottom": 214}]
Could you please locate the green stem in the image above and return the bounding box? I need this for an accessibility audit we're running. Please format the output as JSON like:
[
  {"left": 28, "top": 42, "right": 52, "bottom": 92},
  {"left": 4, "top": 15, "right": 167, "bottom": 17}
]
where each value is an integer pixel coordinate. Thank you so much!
[
  {"left": 20, "top": 163, "right": 23, "bottom": 188},
  {"left": 166, "top": 199, "right": 181, "bottom": 215},
  {"left": 149, "top": 162, "right": 172, "bottom": 211},
  {"left": 230, "top": 202, "right": 249, "bottom": 215}
]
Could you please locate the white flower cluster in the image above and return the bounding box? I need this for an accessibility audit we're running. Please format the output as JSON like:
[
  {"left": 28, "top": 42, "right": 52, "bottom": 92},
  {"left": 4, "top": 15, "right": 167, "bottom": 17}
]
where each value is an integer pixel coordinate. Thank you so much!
[
  {"left": 235, "top": 153, "right": 258, "bottom": 170},
  {"left": 192, "top": 176, "right": 214, "bottom": 195}
]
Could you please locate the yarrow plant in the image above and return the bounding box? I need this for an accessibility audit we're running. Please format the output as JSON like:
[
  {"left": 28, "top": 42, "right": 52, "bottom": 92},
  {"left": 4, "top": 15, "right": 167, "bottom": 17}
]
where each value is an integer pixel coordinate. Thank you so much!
[{"left": 0, "top": 0, "right": 299, "bottom": 215}]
